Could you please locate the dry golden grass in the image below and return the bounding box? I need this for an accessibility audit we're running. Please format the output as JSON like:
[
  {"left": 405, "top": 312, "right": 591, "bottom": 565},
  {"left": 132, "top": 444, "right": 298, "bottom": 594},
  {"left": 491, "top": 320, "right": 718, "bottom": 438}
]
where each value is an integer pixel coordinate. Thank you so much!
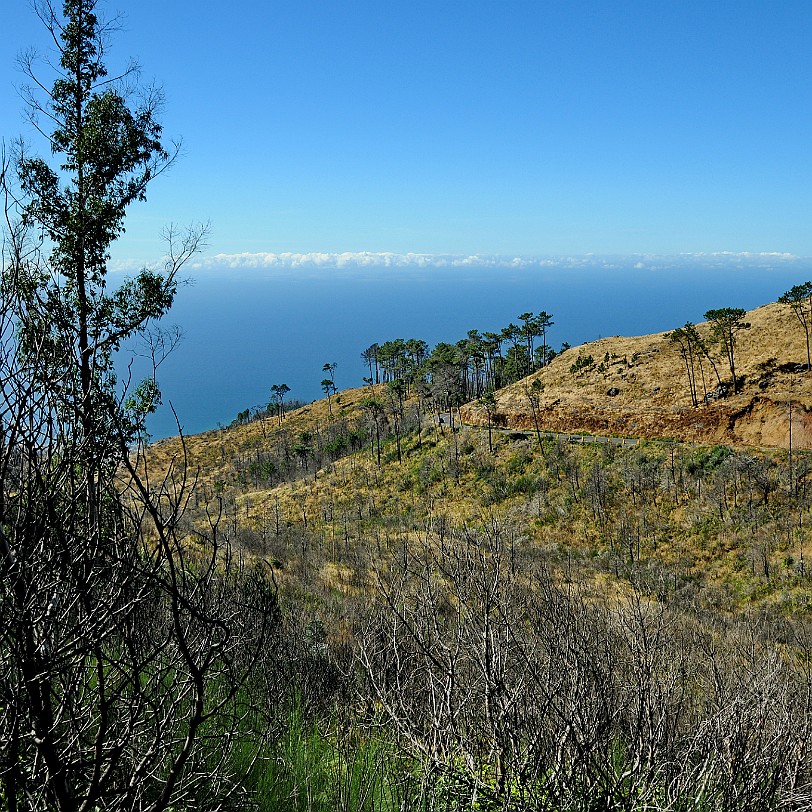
[
  {"left": 142, "top": 384, "right": 381, "bottom": 491},
  {"left": 131, "top": 296, "right": 812, "bottom": 614},
  {"left": 462, "top": 301, "right": 812, "bottom": 449}
]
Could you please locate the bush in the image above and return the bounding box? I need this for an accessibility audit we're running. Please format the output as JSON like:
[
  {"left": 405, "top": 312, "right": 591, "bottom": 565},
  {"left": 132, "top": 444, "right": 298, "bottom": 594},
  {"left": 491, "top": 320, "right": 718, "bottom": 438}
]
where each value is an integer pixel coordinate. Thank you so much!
[{"left": 570, "top": 354, "right": 595, "bottom": 375}]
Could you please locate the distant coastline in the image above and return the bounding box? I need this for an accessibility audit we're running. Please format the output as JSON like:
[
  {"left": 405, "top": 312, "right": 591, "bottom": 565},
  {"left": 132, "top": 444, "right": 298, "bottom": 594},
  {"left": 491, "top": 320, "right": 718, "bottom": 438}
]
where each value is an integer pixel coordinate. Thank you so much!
[{"left": 121, "top": 257, "right": 812, "bottom": 440}]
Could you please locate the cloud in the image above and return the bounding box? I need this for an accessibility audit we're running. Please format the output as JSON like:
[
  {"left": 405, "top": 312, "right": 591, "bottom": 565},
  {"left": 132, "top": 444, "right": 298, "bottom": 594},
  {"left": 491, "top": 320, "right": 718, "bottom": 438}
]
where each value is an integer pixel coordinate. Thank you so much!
[
  {"left": 187, "top": 251, "right": 536, "bottom": 271},
  {"left": 183, "top": 252, "right": 644, "bottom": 272},
  {"left": 108, "top": 250, "right": 807, "bottom": 275}
]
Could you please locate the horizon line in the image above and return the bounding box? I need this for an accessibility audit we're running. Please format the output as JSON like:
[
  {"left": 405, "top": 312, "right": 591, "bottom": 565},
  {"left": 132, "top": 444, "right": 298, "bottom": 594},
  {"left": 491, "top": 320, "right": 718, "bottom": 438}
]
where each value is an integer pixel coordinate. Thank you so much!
[{"left": 108, "top": 250, "right": 809, "bottom": 274}]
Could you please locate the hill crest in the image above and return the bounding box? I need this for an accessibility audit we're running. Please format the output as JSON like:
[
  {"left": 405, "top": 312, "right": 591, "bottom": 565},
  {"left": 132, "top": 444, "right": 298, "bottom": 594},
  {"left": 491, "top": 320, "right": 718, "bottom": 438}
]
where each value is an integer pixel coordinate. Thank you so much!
[{"left": 460, "top": 300, "right": 812, "bottom": 449}]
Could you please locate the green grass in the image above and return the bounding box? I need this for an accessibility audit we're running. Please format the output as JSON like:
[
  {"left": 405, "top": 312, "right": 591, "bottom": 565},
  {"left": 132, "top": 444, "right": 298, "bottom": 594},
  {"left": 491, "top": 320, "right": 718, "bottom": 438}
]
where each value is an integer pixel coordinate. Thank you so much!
[{"left": 237, "top": 705, "right": 411, "bottom": 811}]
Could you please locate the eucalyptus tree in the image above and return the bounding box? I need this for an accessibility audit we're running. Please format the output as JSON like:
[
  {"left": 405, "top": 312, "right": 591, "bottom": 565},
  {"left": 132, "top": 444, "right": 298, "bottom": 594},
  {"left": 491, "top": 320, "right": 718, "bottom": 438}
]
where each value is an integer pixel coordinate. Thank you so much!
[
  {"left": 13, "top": 0, "right": 201, "bottom": 468},
  {"left": 0, "top": 2, "right": 273, "bottom": 810}
]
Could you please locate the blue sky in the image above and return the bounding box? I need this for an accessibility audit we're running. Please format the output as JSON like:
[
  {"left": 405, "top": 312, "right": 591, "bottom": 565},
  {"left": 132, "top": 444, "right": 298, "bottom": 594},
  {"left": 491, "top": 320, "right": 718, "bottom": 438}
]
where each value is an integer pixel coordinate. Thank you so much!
[{"left": 3, "top": 0, "right": 812, "bottom": 266}]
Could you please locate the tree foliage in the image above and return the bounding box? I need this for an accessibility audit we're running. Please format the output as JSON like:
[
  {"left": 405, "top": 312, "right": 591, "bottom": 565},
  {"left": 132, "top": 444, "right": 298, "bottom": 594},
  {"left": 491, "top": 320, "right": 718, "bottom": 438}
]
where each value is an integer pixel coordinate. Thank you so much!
[
  {"left": 667, "top": 322, "right": 707, "bottom": 406},
  {"left": 361, "top": 310, "right": 556, "bottom": 416},
  {"left": 0, "top": 3, "right": 272, "bottom": 809},
  {"left": 703, "top": 307, "right": 750, "bottom": 393}
]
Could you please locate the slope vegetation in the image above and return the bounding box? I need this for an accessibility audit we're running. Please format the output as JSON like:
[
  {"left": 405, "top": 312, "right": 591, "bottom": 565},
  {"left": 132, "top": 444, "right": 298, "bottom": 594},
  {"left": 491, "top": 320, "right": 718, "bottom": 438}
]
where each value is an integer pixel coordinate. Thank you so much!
[{"left": 461, "top": 301, "right": 812, "bottom": 448}]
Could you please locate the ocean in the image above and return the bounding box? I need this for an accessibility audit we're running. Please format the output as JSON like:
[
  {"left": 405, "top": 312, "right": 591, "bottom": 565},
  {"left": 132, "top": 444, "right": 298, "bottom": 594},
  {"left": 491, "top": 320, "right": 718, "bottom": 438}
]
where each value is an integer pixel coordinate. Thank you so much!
[{"left": 121, "top": 258, "right": 812, "bottom": 440}]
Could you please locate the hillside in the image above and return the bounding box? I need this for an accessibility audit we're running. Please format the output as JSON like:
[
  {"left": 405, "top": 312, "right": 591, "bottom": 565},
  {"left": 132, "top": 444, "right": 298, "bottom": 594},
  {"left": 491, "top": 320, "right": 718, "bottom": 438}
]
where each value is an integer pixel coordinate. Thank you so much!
[
  {"left": 136, "top": 294, "right": 812, "bottom": 615},
  {"left": 139, "top": 315, "right": 812, "bottom": 621},
  {"left": 145, "top": 384, "right": 376, "bottom": 488},
  {"left": 461, "top": 300, "right": 812, "bottom": 449},
  {"left": 133, "top": 297, "right": 812, "bottom": 808}
]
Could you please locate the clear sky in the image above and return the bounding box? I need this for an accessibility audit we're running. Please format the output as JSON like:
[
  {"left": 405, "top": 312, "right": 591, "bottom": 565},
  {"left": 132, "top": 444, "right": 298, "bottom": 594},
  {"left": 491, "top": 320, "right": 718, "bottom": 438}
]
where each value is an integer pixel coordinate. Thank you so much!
[{"left": 3, "top": 0, "right": 812, "bottom": 266}]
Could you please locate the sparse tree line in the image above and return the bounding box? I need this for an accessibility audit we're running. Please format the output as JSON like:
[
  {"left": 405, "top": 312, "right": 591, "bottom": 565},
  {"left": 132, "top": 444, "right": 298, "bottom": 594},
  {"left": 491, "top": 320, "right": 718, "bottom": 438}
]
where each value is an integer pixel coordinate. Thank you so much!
[
  {"left": 667, "top": 285, "right": 812, "bottom": 406},
  {"left": 233, "top": 282, "right": 811, "bottom": 433},
  {"left": 230, "top": 321, "right": 571, "bottom": 482},
  {"left": 232, "top": 383, "right": 309, "bottom": 428},
  {"left": 667, "top": 308, "right": 751, "bottom": 404},
  {"left": 360, "top": 310, "right": 556, "bottom": 406},
  {"left": 226, "top": 377, "right": 472, "bottom": 490},
  {"left": 232, "top": 311, "right": 557, "bottom": 436}
]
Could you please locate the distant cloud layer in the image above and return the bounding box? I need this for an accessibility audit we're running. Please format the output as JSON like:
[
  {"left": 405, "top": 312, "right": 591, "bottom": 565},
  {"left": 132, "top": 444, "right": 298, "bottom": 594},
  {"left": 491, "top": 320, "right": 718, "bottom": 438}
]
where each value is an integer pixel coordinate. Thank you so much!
[
  {"left": 111, "top": 250, "right": 806, "bottom": 275},
  {"left": 189, "top": 250, "right": 804, "bottom": 272}
]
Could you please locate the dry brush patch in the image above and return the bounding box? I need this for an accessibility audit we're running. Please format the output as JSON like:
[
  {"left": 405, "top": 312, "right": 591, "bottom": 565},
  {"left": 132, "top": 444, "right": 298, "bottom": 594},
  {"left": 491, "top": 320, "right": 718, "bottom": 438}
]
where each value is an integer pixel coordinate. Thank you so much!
[{"left": 141, "top": 391, "right": 812, "bottom": 619}]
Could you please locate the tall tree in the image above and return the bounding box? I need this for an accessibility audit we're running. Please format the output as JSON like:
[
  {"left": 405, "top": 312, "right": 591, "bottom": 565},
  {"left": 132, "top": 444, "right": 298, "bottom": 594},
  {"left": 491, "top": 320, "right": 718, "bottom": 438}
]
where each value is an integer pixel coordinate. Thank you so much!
[
  {"left": 360, "top": 395, "right": 386, "bottom": 466},
  {"left": 518, "top": 313, "right": 536, "bottom": 376},
  {"left": 778, "top": 282, "right": 812, "bottom": 368},
  {"left": 535, "top": 311, "right": 554, "bottom": 368},
  {"left": 386, "top": 379, "right": 406, "bottom": 463},
  {"left": 321, "top": 377, "right": 337, "bottom": 415},
  {"left": 13, "top": 0, "right": 206, "bottom": 464},
  {"left": 667, "top": 322, "right": 704, "bottom": 407},
  {"left": 501, "top": 323, "right": 522, "bottom": 358},
  {"left": 321, "top": 362, "right": 337, "bottom": 415},
  {"left": 482, "top": 331, "right": 503, "bottom": 389},
  {"left": 404, "top": 338, "right": 428, "bottom": 368},
  {"left": 478, "top": 389, "right": 497, "bottom": 454},
  {"left": 523, "top": 378, "right": 545, "bottom": 448},
  {"left": 322, "top": 361, "right": 337, "bottom": 384},
  {"left": 361, "top": 343, "right": 379, "bottom": 384},
  {"left": 1, "top": 3, "right": 271, "bottom": 810},
  {"left": 270, "top": 382, "right": 290, "bottom": 424},
  {"left": 704, "top": 307, "right": 750, "bottom": 393}
]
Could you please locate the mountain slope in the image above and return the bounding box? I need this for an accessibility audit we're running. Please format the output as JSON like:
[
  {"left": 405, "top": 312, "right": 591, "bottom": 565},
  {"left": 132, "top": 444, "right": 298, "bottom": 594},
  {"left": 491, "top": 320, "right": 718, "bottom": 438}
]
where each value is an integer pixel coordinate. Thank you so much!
[{"left": 461, "top": 300, "right": 812, "bottom": 449}]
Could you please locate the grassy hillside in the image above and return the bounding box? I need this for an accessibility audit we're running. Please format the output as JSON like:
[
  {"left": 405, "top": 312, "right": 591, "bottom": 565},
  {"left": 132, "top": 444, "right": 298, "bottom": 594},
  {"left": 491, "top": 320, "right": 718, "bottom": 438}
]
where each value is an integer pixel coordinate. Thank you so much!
[
  {"left": 143, "top": 382, "right": 812, "bottom": 617},
  {"left": 132, "top": 296, "right": 812, "bottom": 810},
  {"left": 462, "top": 300, "right": 812, "bottom": 448}
]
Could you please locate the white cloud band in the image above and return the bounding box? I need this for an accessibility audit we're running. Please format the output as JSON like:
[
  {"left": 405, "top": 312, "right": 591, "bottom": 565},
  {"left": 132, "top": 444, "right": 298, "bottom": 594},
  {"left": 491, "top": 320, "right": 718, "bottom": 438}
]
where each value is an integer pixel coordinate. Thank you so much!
[{"left": 109, "top": 250, "right": 804, "bottom": 275}]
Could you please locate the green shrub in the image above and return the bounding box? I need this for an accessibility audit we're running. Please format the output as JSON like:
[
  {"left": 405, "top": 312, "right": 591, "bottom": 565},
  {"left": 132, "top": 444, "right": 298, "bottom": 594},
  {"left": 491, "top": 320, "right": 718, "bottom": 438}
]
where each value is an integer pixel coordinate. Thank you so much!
[{"left": 570, "top": 354, "right": 595, "bottom": 375}]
